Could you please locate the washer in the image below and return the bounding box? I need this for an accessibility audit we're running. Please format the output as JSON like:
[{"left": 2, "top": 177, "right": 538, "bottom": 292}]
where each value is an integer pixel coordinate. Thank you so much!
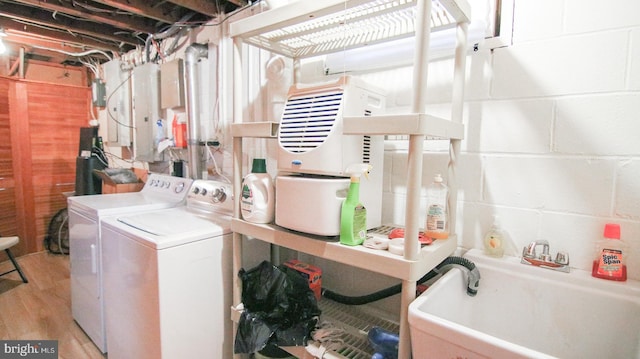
[
  {"left": 100, "top": 180, "right": 247, "bottom": 359},
  {"left": 67, "top": 173, "right": 192, "bottom": 353}
]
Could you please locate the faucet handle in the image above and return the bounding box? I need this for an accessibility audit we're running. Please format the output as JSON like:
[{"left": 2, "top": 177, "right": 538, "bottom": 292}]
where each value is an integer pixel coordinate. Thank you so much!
[
  {"left": 555, "top": 251, "right": 569, "bottom": 266},
  {"left": 523, "top": 240, "right": 552, "bottom": 260},
  {"left": 522, "top": 244, "right": 536, "bottom": 258}
]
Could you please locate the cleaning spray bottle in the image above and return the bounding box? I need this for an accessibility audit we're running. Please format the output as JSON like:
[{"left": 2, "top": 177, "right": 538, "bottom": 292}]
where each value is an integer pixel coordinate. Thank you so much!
[
  {"left": 340, "top": 164, "right": 372, "bottom": 246},
  {"left": 592, "top": 223, "right": 627, "bottom": 281}
]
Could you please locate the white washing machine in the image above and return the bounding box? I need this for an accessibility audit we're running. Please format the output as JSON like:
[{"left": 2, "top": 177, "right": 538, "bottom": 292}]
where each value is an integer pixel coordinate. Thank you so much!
[
  {"left": 67, "top": 173, "right": 193, "bottom": 353},
  {"left": 100, "top": 180, "right": 267, "bottom": 359}
]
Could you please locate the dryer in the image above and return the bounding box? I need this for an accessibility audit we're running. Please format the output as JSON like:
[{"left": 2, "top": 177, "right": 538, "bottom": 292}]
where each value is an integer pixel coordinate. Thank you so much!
[
  {"left": 100, "top": 180, "right": 266, "bottom": 359},
  {"left": 67, "top": 173, "right": 192, "bottom": 353}
]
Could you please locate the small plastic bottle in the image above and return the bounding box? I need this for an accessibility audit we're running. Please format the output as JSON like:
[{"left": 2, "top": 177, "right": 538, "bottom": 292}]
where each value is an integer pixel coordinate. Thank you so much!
[
  {"left": 241, "top": 158, "right": 275, "bottom": 224},
  {"left": 483, "top": 216, "right": 505, "bottom": 258},
  {"left": 425, "top": 174, "right": 448, "bottom": 240},
  {"left": 155, "top": 119, "right": 164, "bottom": 145},
  {"left": 592, "top": 223, "right": 627, "bottom": 281}
]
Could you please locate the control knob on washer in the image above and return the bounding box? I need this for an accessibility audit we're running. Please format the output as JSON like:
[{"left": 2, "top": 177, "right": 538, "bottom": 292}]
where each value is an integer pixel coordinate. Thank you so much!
[
  {"left": 174, "top": 182, "right": 186, "bottom": 193},
  {"left": 212, "top": 188, "right": 227, "bottom": 203}
]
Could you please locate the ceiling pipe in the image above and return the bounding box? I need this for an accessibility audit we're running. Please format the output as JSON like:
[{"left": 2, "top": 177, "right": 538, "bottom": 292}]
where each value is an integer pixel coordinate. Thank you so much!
[{"left": 184, "top": 42, "right": 209, "bottom": 179}]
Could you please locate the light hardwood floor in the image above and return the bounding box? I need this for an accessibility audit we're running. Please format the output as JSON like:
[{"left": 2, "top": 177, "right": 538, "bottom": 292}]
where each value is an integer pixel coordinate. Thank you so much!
[{"left": 0, "top": 251, "right": 105, "bottom": 359}]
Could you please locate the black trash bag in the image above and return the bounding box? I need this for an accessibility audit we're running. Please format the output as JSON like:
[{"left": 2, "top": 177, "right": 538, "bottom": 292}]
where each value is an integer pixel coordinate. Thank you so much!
[{"left": 234, "top": 260, "right": 321, "bottom": 354}]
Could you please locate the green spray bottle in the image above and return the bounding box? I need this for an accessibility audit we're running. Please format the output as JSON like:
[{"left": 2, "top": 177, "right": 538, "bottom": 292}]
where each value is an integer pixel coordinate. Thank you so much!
[{"left": 340, "top": 164, "right": 372, "bottom": 246}]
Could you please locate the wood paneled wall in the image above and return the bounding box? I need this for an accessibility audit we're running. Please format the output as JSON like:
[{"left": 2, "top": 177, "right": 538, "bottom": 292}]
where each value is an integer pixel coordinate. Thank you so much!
[
  {"left": 0, "top": 79, "right": 18, "bottom": 255},
  {"left": 2, "top": 77, "right": 91, "bottom": 257}
]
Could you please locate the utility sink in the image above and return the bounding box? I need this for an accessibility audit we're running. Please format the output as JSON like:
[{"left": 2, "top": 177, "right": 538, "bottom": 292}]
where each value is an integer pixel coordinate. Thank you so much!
[{"left": 408, "top": 249, "right": 640, "bottom": 359}]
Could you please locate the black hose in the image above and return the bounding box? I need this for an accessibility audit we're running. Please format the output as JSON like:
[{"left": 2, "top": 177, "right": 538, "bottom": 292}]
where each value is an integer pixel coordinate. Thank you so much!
[{"left": 322, "top": 256, "right": 480, "bottom": 305}]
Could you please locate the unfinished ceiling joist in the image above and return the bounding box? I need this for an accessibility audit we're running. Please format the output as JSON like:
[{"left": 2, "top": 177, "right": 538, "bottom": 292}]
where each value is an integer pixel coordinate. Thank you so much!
[{"left": 0, "top": 0, "right": 243, "bottom": 65}]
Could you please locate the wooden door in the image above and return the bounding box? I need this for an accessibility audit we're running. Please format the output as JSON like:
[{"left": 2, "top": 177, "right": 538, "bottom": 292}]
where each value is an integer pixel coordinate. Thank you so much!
[
  {"left": 0, "top": 77, "right": 21, "bottom": 258},
  {"left": 9, "top": 80, "right": 90, "bottom": 254}
]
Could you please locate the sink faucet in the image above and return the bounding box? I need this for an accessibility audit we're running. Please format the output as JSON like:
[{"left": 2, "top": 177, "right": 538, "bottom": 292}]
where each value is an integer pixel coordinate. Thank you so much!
[{"left": 521, "top": 240, "right": 570, "bottom": 273}]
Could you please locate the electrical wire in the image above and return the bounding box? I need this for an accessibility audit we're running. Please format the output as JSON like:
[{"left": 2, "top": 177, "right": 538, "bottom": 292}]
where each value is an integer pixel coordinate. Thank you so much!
[
  {"left": 200, "top": 0, "right": 265, "bottom": 27},
  {"left": 9, "top": 18, "right": 122, "bottom": 48},
  {"left": 52, "top": 10, "right": 102, "bottom": 23},
  {"left": 105, "top": 71, "right": 135, "bottom": 130},
  {"left": 71, "top": 0, "right": 131, "bottom": 15},
  {"left": 205, "top": 143, "right": 231, "bottom": 183},
  {"left": 144, "top": 12, "right": 197, "bottom": 63},
  {"left": 162, "top": 26, "right": 191, "bottom": 60},
  {"left": 30, "top": 44, "right": 113, "bottom": 61},
  {"left": 101, "top": 146, "right": 145, "bottom": 168},
  {"left": 92, "top": 145, "right": 110, "bottom": 167}
]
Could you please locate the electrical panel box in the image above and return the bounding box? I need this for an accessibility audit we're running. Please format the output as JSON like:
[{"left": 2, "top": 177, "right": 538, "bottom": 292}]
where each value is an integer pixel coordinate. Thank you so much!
[
  {"left": 103, "top": 59, "right": 132, "bottom": 146},
  {"left": 160, "top": 59, "right": 184, "bottom": 109},
  {"left": 132, "top": 63, "right": 162, "bottom": 162},
  {"left": 92, "top": 79, "right": 106, "bottom": 107}
]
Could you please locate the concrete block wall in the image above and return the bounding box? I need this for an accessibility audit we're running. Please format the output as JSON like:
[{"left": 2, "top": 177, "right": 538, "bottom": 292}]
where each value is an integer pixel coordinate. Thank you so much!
[{"left": 359, "top": 0, "right": 640, "bottom": 280}]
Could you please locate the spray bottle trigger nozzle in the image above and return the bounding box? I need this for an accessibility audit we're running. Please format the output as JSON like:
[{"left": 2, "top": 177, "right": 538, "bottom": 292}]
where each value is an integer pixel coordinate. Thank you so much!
[
  {"left": 346, "top": 163, "right": 372, "bottom": 180},
  {"left": 363, "top": 168, "right": 370, "bottom": 180}
]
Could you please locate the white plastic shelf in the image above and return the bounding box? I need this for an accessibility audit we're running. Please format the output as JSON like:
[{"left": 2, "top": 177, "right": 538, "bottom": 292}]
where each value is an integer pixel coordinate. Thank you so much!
[
  {"left": 232, "top": 117, "right": 464, "bottom": 140},
  {"left": 343, "top": 113, "right": 464, "bottom": 139},
  {"left": 230, "top": 0, "right": 471, "bottom": 59},
  {"left": 231, "top": 219, "right": 457, "bottom": 282},
  {"left": 230, "top": 122, "right": 279, "bottom": 138}
]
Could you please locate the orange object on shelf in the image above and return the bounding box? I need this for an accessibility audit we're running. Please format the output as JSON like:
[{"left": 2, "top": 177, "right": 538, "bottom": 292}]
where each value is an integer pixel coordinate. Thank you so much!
[
  {"left": 283, "top": 259, "right": 322, "bottom": 301},
  {"left": 172, "top": 115, "right": 187, "bottom": 148}
]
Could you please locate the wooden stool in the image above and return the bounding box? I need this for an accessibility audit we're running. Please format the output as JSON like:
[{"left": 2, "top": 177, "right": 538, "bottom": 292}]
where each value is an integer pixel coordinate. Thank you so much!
[{"left": 0, "top": 236, "right": 28, "bottom": 283}]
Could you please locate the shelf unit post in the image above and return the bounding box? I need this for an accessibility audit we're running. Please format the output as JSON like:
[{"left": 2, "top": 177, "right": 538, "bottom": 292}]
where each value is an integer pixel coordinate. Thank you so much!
[
  {"left": 448, "top": 21, "right": 469, "bottom": 236},
  {"left": 398, "top": 1, "right": 434, "bottom": 358},
  {"left": 231, "top": 35, "right": 244, "bottom": 359}
]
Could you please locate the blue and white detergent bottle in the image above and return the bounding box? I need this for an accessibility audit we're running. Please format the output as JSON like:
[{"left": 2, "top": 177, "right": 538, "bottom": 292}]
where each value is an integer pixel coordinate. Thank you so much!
[{"left": 368, "top": 327, "right": 399, "bottom": 359}]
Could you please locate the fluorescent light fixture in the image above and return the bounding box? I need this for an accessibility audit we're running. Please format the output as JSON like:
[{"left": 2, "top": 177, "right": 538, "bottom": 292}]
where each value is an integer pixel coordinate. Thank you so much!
[{"left": 323, "top": 0, "right": 491, "bottom": 74}]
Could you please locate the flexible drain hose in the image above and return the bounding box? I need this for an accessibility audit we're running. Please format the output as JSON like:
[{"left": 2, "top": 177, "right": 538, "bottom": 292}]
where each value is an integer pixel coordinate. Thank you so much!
[{"left": 322, "top": 256, "right": 480, "bottom": 305}]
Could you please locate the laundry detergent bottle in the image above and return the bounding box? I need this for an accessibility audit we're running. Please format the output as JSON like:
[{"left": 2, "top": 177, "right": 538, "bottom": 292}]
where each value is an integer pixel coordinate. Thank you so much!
[
  {"left": 425, "top": 174, "right": 449, "bottom": 240},
  {"left": 340, "top": 164, "right": 372, "bottom": 246},
  {"left": 592, "top": 223, "right": 627, "bottom": 281},
  {"left": 241, "top": 158, "right": 275, "bottom": 224}
]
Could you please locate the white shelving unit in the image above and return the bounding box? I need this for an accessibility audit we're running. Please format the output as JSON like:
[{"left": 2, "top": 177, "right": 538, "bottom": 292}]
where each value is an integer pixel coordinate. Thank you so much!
[{"left": 229, "top": 1, "right": 470, "bottom": 358}]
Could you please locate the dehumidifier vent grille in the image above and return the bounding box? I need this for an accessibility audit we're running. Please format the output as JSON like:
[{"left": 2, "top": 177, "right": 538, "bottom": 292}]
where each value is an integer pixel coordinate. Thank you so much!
[
  {"left": 361, "top": 109, "right": 372, "bottom": 163},
  {"left": 362, "top": 136, "right": 371, "bottom": 163},
  {"left": 278, "top": 90, "right": 343, "bottom": 154}
]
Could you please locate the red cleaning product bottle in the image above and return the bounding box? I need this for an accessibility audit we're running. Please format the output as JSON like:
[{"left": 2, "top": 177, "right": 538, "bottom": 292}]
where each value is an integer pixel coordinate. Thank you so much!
[
  {"left": 172, "top": 115, "right": 187, "bottom": 148},
  {"left": 592, "top": 223, "right": 627, "bottom": 281}
]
